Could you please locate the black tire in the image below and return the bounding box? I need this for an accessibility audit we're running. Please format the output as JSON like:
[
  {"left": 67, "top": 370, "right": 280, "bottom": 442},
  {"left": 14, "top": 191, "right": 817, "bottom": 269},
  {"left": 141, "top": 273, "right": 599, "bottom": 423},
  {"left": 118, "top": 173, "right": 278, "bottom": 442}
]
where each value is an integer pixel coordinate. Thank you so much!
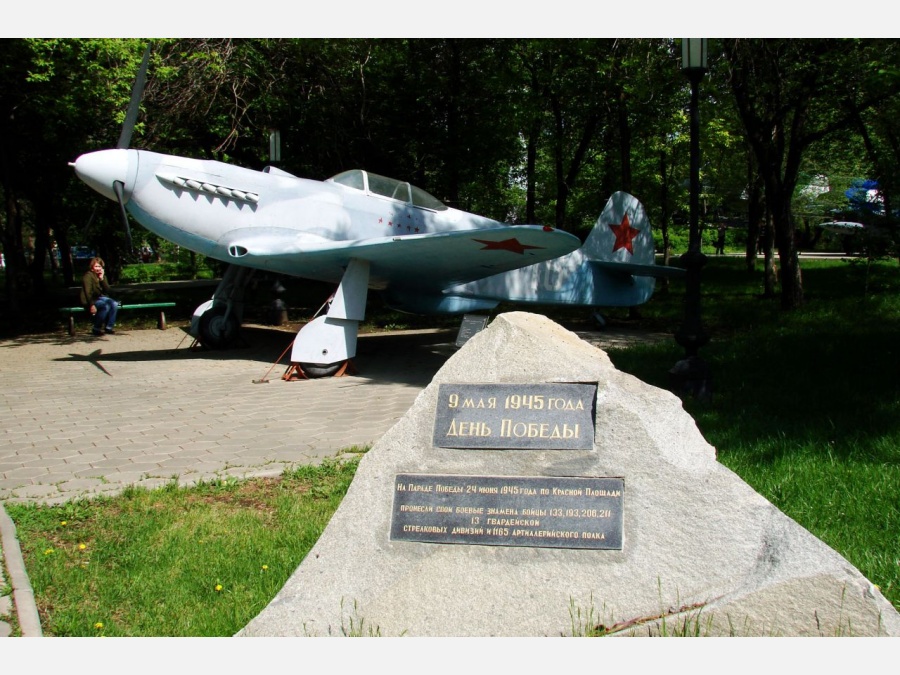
[
  {"left": 299, "top": 361, "right": 343, "bottom": 378},
  {"left": 198, "top": 305, "right": 240, "bottom": 349}
]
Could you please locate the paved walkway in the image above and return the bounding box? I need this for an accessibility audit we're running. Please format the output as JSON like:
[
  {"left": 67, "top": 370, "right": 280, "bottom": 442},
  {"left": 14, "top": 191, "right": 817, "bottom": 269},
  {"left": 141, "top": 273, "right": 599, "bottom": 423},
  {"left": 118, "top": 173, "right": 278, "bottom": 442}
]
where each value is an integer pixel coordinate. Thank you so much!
[
  {"left": 0, "top": 319, "right": 670, "bottom": 636},
  {"left": 0, "top": 325, "right": 457, "bottom": 504}
]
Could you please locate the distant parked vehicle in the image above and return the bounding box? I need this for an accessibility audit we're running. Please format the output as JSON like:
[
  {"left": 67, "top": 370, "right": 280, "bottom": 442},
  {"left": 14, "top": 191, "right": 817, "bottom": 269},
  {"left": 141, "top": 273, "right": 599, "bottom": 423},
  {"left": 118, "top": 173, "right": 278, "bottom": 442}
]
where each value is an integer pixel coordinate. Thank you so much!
[{"left": 71, "top": 245, "right": 95, "bottom": 260}]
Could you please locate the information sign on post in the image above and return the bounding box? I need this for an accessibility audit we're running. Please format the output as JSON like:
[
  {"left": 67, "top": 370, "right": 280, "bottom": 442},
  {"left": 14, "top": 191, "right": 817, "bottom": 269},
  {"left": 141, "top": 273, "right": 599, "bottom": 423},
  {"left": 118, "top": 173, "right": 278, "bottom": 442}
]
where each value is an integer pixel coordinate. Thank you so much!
[{"left": 455, "top": 314, "right": 489, "bottom": 347}]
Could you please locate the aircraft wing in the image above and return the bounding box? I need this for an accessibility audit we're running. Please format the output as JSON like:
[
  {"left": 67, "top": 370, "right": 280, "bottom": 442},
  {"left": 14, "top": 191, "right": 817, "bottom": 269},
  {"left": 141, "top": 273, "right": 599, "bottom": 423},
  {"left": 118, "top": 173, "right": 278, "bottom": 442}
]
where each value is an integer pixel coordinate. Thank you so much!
[
  {"left": 221, "top": 225, "right": 582, "bottom": 290},
  {"left": 818, "top": 221, "right": 864, "bottom": 235}
]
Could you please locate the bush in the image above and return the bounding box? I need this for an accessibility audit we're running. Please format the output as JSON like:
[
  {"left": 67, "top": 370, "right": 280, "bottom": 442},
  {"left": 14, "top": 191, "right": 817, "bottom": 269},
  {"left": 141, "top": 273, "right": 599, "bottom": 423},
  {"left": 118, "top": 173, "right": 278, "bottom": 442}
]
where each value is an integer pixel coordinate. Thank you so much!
[{"left": 118, "top": 260, "right": 217, "bottom": 284}]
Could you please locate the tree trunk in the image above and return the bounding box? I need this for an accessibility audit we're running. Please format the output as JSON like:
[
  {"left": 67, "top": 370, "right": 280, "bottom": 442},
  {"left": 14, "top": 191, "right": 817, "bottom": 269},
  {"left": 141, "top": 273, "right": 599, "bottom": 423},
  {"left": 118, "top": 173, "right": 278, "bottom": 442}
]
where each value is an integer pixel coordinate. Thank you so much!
[
  {"left": 525, "top": 117, "right": 539, "bottom": 225},
  {"left": 774, "top": 199, "right": 804, "bottom": 309},
  {"left": 617, "top": 88, "right": 632, "bottom": 194},
  {"left": 56, "top": 227, "right": 74, "bottom": 287},
  {"left": 658, "top": 146, "right": 671, "bottom": 293},
  {"left": 3, "top": 190, "right": 25, "bottom": 313},
  {"left": 745, "top": 154, "right": 763, "bottom": 273},
  {"left": 29, "top": 201, "right": 55, "bottom": 297},
  {"left": 763, "top": 208, "right": 777, "bottom": 299},
  {"left": 444, "top": 40, "right": 462, "bottom": 209}
]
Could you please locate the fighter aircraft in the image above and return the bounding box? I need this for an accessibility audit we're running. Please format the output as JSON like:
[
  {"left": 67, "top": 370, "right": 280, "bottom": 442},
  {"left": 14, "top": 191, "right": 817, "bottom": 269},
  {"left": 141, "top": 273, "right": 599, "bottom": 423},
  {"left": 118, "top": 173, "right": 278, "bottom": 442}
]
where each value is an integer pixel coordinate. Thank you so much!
[
  {"left": 70, "top": 50, "right": 682, "bottom": 377},
  {"left": 72, "top": 147, "right": 681, "bottom": 375}
]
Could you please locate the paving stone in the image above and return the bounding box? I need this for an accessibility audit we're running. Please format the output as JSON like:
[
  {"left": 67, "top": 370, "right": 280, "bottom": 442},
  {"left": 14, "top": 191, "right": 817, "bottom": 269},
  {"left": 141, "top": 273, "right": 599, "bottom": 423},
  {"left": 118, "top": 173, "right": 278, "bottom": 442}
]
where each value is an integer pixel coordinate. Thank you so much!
[
  {"left": 12, "top": 483, "right": 62, "bottom": 500},
  {"left": 56, "top": 478, "right": 110, "bottom": 492},
  {"left": 3, "top": 466, "right": 49, "bottom": 480}
]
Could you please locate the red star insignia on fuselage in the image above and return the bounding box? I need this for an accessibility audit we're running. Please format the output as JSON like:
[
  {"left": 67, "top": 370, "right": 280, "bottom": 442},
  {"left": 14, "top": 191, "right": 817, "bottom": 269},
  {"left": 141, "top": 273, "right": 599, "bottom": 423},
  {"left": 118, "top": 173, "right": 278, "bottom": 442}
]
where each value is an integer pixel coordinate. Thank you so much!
[
  {"left": 608, "top": 215, "right": 640, "bottom": 254},
  {"left": 473, "top": 238, "right": 543, "bottom": 255}
]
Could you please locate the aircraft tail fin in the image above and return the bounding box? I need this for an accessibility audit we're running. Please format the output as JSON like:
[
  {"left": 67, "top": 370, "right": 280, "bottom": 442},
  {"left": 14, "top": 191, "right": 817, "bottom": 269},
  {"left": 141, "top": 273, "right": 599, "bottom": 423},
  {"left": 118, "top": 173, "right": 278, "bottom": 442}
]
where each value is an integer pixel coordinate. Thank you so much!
[
  {"left": 583, "top": 191, "right": 656, "bottom": 266},
  {"left": 585, "top": 191, "right": 684, "bottom": 280}
]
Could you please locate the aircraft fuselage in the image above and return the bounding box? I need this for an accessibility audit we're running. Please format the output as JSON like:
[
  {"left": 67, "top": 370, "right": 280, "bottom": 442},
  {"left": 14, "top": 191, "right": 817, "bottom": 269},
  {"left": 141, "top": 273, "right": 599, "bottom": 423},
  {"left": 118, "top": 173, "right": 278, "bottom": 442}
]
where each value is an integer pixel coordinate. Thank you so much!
[{"left": 75, "top": 149, "right": 510, "bottom": 288}]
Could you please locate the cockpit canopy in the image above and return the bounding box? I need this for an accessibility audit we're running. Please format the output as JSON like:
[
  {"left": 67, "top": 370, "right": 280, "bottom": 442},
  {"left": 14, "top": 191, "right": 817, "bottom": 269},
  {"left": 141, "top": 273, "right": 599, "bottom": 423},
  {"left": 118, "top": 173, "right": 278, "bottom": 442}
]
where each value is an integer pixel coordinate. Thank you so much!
[{"left": 328, "top": 170, "right": 447, "bottom": 211}]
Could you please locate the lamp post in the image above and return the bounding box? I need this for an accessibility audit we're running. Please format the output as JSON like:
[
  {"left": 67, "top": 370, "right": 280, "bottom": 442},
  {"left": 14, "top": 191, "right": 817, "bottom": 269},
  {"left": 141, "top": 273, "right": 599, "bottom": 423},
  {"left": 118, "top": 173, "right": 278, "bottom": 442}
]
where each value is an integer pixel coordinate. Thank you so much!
[{"left": 672, "top": 38, "right": 711, "bottom": 399}]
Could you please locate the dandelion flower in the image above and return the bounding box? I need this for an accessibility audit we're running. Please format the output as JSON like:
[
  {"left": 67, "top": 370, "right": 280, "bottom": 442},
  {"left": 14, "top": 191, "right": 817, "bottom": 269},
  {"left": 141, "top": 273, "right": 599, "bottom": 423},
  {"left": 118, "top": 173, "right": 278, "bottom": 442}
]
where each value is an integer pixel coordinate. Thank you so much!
[
  {"left": 215, "top": 584, "right": 223, "bottom": 592},
  {"left": 78, "top": 543, "right": 87, "bottom": 551},
  {"left": 261, "top": 565, "right": 268, "bottom": 571},
  {"left": 94, "top": 622, "right": 104, "bottom": 630},
  {"left": 60, "top": 521, "right": 67, "bottom": 526},
  {"left": 43, "top": 548, "right": 54, "bottom": 556}
]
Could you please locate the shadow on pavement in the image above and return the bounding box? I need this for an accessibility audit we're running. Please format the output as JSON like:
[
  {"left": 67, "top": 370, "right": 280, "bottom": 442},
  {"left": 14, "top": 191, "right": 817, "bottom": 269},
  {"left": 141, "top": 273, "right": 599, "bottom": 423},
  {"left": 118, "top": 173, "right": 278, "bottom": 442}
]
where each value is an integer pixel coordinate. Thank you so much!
[{"left": 45, "top": 325, "right": 459, "bottom": 386}]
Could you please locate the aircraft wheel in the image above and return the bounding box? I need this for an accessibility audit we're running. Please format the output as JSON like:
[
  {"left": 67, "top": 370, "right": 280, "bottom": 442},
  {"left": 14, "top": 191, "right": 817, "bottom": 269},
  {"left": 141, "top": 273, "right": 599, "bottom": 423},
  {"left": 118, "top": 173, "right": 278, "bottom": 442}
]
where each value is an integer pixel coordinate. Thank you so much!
[
  {"left": 199, "top": 305, "right": 240, "bottom": 349},
  {"left": 299, "top": 362, "right": 343, "bottom": 378}
]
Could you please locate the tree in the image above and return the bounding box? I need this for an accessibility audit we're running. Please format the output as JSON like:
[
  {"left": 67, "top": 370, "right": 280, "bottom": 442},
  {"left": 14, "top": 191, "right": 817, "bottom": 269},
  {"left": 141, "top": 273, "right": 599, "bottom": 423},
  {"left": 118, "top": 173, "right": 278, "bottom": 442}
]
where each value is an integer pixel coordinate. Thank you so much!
[
  {"left": 624, "top": 39, "right": 689, "bottom": 271},
  {"left": 723, "top": 38, "right": 900, "bottom": 309},
  {"left": 0, "top": 38, "right": 152, "bottom": 309}
]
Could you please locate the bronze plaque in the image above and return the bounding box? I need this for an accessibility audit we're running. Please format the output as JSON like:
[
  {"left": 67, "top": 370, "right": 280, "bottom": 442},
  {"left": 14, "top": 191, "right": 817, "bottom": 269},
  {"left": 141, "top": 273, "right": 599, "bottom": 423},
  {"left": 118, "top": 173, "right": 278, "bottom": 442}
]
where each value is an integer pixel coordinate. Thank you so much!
[
  {"left": 391, "top": 473, "right": 623, "bottom": 550},
  {"left": 433, "top": 383, "right": 596, "bottom": 450}
]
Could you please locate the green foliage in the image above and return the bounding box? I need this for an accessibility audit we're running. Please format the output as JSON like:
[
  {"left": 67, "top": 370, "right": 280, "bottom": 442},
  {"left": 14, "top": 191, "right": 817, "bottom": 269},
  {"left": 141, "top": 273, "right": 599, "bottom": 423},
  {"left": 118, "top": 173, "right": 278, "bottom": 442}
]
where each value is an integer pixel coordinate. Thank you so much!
[
  {"left": 118, "top": 260, "right": 217, "bottom": 284},
  {"left": 118, "top": 264, "right": 154, "bottom": 284}
]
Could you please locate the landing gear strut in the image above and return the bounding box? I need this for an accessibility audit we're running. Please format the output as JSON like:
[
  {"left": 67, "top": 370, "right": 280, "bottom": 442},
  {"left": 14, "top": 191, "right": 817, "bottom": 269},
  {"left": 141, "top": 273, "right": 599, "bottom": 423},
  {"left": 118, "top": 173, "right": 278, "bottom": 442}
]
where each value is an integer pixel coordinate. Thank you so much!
[
  {"left": 287, "top": 258, "right": 369, "bottom": 379},
  {"left": 190, "top": 265, "right": 254, "bottom": 349},
  {"left": 192, "top": 259, "right": 370, "bottom": 380}
]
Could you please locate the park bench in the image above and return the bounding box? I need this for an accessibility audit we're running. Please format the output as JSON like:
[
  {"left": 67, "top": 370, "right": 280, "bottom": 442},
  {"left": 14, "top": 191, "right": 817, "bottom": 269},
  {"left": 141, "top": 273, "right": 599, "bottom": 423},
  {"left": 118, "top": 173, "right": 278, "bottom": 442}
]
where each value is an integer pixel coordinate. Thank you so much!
[{"left": 60, "top": 302, "right": 176, "bottom": 336}]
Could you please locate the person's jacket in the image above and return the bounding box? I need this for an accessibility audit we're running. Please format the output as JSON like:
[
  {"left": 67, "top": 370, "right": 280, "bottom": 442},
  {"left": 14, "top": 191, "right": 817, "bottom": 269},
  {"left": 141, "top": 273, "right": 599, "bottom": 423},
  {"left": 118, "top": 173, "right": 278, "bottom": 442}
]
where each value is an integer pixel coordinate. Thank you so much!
[{"left": 80, "top": 271, "right": 111, "bottom": 308}]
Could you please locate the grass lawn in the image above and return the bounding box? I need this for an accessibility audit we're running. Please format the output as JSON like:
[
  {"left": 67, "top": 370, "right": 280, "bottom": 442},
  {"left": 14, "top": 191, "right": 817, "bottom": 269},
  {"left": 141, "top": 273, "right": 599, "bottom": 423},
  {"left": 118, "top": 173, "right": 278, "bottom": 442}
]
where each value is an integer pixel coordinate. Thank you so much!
[
  {"left": 3, "top": 255, "right": 899, "bottom": 636},
  {"left": 4, "top": 461, "right": 358, "bottom": 637}
]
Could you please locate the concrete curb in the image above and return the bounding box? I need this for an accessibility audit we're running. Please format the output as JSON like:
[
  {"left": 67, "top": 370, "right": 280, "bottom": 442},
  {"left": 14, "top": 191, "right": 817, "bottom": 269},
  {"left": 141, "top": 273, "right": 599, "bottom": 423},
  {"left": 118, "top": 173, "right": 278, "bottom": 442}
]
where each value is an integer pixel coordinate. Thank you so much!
[{"left": 0, "top": 504, "right": 42, "bottom": 636}]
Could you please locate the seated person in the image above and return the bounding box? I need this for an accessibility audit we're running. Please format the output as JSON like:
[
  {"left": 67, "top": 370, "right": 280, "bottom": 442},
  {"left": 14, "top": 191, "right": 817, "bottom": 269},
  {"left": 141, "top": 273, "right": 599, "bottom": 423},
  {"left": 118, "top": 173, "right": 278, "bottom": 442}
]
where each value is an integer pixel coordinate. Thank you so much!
[{"left": 80, "top": 257, "right": 119, "bottom": 335}]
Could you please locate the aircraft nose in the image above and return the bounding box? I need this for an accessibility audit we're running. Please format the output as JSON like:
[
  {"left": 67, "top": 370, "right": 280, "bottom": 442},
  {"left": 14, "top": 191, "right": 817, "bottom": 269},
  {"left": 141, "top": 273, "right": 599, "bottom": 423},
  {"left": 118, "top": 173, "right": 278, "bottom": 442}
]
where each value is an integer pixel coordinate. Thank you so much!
[{"left": 71, "top": 149, "right": 132, "bottom": 202}]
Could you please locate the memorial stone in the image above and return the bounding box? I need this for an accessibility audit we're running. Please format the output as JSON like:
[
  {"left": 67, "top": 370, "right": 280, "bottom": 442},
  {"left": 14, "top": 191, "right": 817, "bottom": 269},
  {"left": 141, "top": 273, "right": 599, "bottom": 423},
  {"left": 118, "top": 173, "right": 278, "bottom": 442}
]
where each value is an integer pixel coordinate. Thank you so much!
[{"left": 239, "top": 312, "right": 900, "bottom": 637}]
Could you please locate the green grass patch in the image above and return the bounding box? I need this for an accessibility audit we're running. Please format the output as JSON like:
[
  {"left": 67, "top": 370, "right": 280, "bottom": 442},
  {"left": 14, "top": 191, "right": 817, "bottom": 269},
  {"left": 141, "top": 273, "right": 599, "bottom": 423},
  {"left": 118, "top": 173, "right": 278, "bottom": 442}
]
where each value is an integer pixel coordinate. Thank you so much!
[{"left": 5, "top": 459, "right": 359, "bottom": 637}]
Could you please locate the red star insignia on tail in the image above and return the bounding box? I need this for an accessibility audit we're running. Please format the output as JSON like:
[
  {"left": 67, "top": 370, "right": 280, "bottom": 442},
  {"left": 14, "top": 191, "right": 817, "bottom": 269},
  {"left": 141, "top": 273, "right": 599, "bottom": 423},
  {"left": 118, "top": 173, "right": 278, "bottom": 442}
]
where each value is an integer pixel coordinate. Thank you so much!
[
  {"left": 473, "top": 238, "right": 543, "bottom": 254},
  {"left": 608, "top": 215, "right": 640, "bottom": 254}
]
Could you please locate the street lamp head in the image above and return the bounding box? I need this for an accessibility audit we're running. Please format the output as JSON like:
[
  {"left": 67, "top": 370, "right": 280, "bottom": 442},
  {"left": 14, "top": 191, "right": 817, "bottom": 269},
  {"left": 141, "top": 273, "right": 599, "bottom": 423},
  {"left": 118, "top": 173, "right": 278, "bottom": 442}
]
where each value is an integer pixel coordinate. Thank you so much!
[{"left": 681, "top": 38, "right": 708, "bottom": 74}]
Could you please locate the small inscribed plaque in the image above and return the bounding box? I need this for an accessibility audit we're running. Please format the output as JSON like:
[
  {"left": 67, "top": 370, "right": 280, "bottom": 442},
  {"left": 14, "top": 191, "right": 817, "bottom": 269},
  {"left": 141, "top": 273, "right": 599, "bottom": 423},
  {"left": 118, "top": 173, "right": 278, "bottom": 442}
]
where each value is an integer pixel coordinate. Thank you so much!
[
  {"left": 391, "top": 473, "right": 623, "bottom": 550},
  {"left": 455, "top": 314, "right": 490, "bottom": 347},
  {"left": 433, "top": 383, "right": 596, "bottom": 450}
]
